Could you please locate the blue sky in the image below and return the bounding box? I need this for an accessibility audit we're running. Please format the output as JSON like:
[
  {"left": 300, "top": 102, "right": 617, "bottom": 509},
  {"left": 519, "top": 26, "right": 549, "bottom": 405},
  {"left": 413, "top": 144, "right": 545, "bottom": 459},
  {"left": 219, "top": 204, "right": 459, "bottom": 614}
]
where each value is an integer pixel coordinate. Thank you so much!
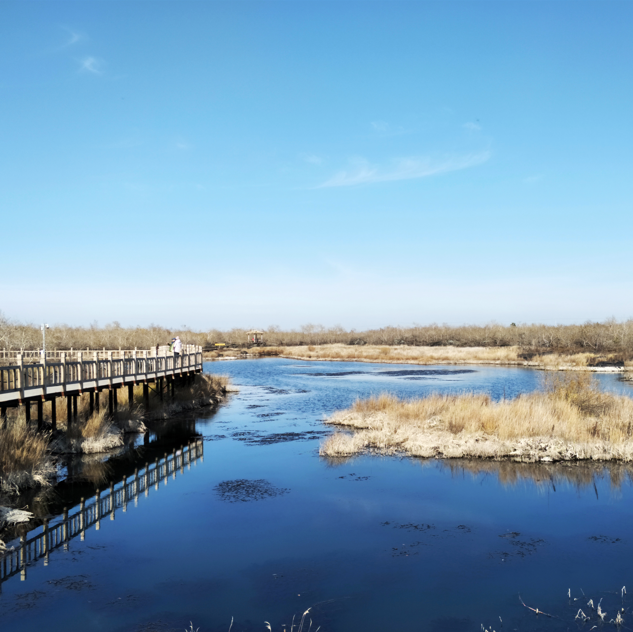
[{"left": 1, "top": 1, "right": 632, "bottom": 330}]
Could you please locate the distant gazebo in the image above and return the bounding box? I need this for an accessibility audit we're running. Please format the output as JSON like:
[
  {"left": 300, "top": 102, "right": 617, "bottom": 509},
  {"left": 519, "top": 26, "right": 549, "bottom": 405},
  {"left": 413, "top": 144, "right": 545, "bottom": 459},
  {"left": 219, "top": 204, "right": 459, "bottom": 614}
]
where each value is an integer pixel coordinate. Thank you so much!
[{"left": 246, "top": 330, "right": 264, "bottom": 345}]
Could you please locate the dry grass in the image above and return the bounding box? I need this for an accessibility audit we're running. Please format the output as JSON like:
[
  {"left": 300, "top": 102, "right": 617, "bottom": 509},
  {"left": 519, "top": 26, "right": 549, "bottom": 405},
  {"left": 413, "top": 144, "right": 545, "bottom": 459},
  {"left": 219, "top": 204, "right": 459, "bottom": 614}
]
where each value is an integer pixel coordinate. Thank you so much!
[
  {"left": 174, "top": 373, "right": 229, "bottom": 402},
  {"left": 248, "top": 344, "right": 608, "bottom": 370},
  {"left": 252, "top": 344, "right": 522, "bottom": 365},
  {"left": 321, "top": 373, "right": 633, "bottom": 462},
  {"left": 0, "top": 414, "right": 54, "bottom": 492},
  {"left": 62, "top": 408, "right": 124, "bottom": 454}
]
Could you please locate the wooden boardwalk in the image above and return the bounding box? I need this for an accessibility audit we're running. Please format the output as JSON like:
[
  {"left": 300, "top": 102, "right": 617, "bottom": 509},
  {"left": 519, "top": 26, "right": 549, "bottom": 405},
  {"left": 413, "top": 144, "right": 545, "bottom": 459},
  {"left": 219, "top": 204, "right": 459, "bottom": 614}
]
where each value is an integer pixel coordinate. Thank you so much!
[
  {"left": 0, "top": 438, "right": 204, "bottom": 586},
  {"left": 0, "top": 346, "right": 203, "bottom": 426}
]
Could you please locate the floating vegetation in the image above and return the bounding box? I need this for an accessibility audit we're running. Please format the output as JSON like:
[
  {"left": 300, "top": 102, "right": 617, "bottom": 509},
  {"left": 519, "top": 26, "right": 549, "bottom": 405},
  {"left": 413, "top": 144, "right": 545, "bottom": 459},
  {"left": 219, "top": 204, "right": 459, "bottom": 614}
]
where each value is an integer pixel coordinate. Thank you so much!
[{"left": 214, "top": 479, "right": 289, "bottom": 503}]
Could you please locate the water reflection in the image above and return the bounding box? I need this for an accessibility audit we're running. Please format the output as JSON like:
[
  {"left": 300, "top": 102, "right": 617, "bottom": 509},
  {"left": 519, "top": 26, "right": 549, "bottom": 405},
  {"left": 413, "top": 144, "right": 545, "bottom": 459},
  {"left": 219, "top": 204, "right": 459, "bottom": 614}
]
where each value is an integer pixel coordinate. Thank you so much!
[
  {"left": 0, "top": 439, "right": 203, "bottom": 588},
  {"left": 440, "top": 458, "right": 633, "bottom": 492}
]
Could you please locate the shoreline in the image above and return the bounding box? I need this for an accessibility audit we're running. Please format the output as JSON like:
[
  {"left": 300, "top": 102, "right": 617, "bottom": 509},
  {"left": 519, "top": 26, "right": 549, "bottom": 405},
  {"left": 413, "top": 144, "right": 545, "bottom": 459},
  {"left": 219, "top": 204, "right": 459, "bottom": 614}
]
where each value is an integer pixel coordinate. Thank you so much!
[{"left": 205, "top": 347, "right": 629, "bottom": 374}]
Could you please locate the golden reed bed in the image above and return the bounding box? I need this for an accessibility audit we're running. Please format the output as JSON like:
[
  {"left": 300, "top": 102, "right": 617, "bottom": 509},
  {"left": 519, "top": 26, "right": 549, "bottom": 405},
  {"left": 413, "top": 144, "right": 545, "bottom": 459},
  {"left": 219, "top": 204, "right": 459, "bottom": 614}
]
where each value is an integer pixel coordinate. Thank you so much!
[
  {"left": 244, "top": 344, "right": 624, "bottom": 371},
  {"left": 320, "top": 373, "right": 633, "bottom": 463}
]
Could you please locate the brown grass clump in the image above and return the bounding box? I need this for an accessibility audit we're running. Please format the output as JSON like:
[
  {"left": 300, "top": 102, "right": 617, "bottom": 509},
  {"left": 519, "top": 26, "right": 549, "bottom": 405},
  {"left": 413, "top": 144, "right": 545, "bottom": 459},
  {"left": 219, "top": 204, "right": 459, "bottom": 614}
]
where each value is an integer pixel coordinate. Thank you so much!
[
  {"left": 174, "top": 373, "right": 228, "bottom": 402},
  {"left": 321, "top": 374, "right": 633, "bottom": 462},
  {"left": 275, "top": 344, "right": 523, "bottom": 365},
  {"left": 0, "top": 415, "right": 54, "bottom": 492},
  {"left": 63, "top": 408, "right": 124, "bottom": 454}
]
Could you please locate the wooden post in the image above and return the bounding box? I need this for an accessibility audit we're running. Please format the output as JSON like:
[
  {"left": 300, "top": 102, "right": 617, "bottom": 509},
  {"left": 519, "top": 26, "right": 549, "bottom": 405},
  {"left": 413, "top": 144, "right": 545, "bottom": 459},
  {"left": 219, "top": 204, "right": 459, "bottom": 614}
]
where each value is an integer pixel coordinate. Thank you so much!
[
  {"left": 17, "top": 353, "right": 24, "bottom": 406},
  {"left": 89, "top": 392, "right": 94, "bottom": 416},
  {"left": 79, "top": 497, "right": 85, "bottom": 541},
  {"left": 95, "top": 488, "right": 101, "bottom": 530},
  {"left": 159, "top": 376, "right": 163, "bottom": 402},
  {"left": 95, "top": 389, "right": 100, "bottom": 413},
  {"left": 37, "top": 399, "right": 43, "bottom": 431},
  {"left": 62, "top": 507, "right": 68, "bottom": 551},
  {"left": 128, "top": 383, "right": 134, "bottom": 407},
  {"left": 20, "top": 533, "right": 26, "bottom": 581},
  {"left": 110, "top": 482, "right": 115, "bottom": 521},
  {"left": 143, "top": 383, "right": 149, "bottom": 411},
  {"left": 51, "top": 398, "right": 56, "bottom": 431},
  {"left": 78, "top": 351, "right": 84, "bottom": 394},
  {"left": 25, "top": 401, "right": 31, "bottom": 424},
  {"left": 113, "top": 387, "right": 118, "bottom": 412},
  {"left": 43, "top": 519, "right": 49, "bottom": 565},
  {"left": 108, "top": 389, "right": 113, "bottom": 416},
  {"left": 67, "top": 395, "right": 72, "bottom": 427},
  {"left": 0, "top": 405, "right": 6, "bottom": 429},
  {"left": 73, "top": 395, "right": 78, "bottom": 421}
]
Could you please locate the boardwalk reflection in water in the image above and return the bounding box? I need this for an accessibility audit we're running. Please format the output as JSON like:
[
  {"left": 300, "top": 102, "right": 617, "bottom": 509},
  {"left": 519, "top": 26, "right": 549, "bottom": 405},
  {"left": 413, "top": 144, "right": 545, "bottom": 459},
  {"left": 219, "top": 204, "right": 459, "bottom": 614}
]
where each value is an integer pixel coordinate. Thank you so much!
[{"left": 0, "top": 439, "right": 203, "bottom": 588}]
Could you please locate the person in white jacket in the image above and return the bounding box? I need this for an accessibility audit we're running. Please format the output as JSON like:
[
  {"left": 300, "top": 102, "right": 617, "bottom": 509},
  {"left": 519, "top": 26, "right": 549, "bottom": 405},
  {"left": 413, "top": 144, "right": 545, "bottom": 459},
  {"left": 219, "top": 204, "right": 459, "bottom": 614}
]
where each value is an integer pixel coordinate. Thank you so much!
[{"left": 173, "top": 336, "right": 182, "bottom": 364}]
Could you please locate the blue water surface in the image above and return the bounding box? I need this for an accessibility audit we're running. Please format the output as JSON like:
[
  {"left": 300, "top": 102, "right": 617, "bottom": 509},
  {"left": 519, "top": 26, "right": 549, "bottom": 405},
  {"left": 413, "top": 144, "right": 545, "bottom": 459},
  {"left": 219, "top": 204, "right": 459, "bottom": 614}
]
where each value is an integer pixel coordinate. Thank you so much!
[{"left": 2, "top": 358, "right": 633, "bottom": 632}]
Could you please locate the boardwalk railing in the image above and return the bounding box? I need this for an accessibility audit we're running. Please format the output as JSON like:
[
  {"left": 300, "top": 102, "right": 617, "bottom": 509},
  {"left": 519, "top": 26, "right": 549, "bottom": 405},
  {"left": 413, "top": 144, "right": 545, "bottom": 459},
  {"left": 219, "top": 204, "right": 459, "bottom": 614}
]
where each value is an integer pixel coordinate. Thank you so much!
[
  {"left": 0, "top": 438, "right": 204, "bottom": 585},
  {"left": 1, "top": 345, "right": 183, "bottom": 364},
  {"left": 0, "top": 345, "right": 203, "bottom": 406}
]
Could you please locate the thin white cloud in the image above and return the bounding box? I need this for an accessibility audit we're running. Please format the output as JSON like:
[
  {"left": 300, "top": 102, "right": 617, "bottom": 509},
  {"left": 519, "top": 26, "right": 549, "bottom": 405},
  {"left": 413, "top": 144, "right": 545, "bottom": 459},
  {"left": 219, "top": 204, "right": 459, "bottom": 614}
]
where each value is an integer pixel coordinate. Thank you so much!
[
  {"left": 371, "top": 120, "right": 390, "bottom": 133},
  {"left": 79, "top": 56, "right": 103, "bottom": 74},
  {"left": 62, "top": 27, "right": 84, "bottom": 48},
  {"left": 317, "top": 151, "right": 491, "bottom": 188},
  {"left": 463, "top": 121, "right": 482, "bottom": 132},
  {"left": 175, "top": 136, "right": 192, "bottom": 150},
  {"left": 300, "top": 153, "right": 323, "bottom": 165},
  {"left": 370, "top": 120, "right": 411, "bottom": 137}
]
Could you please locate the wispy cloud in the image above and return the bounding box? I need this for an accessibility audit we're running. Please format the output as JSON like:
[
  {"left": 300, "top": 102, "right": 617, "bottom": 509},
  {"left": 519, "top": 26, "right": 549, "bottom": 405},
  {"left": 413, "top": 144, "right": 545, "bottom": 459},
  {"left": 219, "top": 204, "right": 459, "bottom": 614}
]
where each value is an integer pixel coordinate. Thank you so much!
[
  {"left": 175, "top": 136, "right": 192, "bottom": 150},
  {"left": 79, "top": 56, "right": 104, "bottom": 74},
  {"left": 463, "top": 121, "right": 482, "bottom": 132},
  {"left": 317, "top": 151, "right": 491, "bottom": 188},
  {"left": 61, "top": 27, "right": 84, "bottom": 48},
  {"left": 371, "top": 120, "right": 391, "bottom": 133},
  {"left": 300, "top": 153, "right": 323, "bottom": 165},
  {"left": 370, "top": 120, "right": 411, "bottom": 137}
]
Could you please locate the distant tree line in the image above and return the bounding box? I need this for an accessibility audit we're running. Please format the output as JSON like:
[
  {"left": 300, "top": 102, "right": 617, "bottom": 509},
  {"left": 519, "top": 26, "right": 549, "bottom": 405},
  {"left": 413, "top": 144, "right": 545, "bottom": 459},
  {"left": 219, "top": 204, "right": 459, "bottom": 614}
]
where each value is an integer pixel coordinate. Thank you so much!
[{"left": 2, "top": 312, "right": 633, "bottom": 358}]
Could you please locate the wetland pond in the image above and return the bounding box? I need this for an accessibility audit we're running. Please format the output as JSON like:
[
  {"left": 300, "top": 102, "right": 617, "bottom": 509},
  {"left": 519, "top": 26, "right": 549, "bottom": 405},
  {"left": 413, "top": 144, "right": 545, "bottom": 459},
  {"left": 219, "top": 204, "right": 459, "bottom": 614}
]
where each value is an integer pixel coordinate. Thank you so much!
[{"left": 3, "top": 358, "right": 633, "bottom": 631}]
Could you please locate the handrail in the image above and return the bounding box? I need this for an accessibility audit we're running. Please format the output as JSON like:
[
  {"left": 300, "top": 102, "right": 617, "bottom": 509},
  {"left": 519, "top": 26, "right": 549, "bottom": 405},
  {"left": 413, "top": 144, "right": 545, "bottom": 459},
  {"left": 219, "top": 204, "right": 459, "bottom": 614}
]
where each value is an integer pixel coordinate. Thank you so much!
[
  {"left": 0, "top": 345, "right": 199, "bottom": 364},
  {"left": 0, "top": 438, "right": 204, "bottom": 584},
  {"left": 0, "top": 346, "right": 204, "bottom": 404}
]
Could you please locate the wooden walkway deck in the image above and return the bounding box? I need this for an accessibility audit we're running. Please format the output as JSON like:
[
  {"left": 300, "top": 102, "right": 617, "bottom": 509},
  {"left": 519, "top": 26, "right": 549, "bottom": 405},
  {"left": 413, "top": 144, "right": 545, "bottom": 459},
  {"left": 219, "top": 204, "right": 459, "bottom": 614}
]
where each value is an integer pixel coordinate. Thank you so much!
[
  {"left": 0, "top": 438, "right": 204, "bottom": 586},
  {"left": 0, "top": 346, "right": 203, "bottom": 424}
]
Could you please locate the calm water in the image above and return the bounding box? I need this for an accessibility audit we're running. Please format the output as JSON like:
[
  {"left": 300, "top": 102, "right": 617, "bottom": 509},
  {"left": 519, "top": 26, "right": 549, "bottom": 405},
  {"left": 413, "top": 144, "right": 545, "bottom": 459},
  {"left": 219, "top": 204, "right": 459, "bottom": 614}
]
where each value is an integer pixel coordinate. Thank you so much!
[{"left": 2, "top": 358, "right": 633, "bottom": 632}]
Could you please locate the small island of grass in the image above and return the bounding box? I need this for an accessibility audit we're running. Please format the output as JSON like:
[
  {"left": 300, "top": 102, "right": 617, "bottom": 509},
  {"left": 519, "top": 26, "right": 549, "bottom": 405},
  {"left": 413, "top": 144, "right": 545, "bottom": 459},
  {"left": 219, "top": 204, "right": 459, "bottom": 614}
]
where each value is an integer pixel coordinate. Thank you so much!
[{"left": 320, "top": 373, "right": 633, "bottom": 463}]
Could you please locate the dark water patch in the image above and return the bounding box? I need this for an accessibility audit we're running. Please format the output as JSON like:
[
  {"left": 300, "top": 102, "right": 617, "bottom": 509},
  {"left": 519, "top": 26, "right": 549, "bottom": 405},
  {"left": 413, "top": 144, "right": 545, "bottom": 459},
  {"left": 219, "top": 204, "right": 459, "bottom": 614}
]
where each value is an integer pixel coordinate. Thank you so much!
[
  {"left": 47, "top": 575, "right": 94, "bottom": 591},
  {"left": 256, "top": 412, "right": 285, "bottom": 418},
  {"left": 390, "top": 541, "right": 424, "bottom": 557},
  {"left": 243, "top": 430, "right": 329, "bottom": 445},
  {"left": 588, "top": 535, "right": 622, "bottom": 544},
  {"left": 203, "top": 434, "right": 227, "bottom": 441},
  {"left": 214, "top": 479, "right": 289, "bottom": 503},
  {"left": 246, "top": 404, "right": 265, "bottom": 409},
  {"left": 337, "top": 473, "right": 370, "bottom": 481},
  {"left": 299, "top": 370, "right": 369, "bottom": 377},
  {"left": 394, "top": 522, "right": 436, "bottom": 532},
  {"left": 261, "top": 386, "right": 292, "bottom": 395},
  {"left": 379, "top": 369, "right": 477, "bottom": 377}
]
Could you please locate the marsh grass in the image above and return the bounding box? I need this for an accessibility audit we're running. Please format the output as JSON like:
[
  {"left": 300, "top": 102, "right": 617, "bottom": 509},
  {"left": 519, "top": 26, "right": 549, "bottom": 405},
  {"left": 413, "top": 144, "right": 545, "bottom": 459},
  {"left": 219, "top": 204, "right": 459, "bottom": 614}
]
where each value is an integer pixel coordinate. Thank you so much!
[
  {"left": 249, "top": 344, "right": 578, "bottom": 367},
  {"left": 0, "top": 413, "right": 53, "bottom": 492},
  {"left": 321, "top": 373, "right": 633, "bottom": 462}
]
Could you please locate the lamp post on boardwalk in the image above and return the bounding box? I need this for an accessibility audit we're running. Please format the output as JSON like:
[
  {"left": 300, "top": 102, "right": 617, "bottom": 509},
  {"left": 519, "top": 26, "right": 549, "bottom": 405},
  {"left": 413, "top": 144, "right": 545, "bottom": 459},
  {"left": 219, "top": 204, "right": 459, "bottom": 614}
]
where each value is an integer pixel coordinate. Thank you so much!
[{"left": 40, "top": 324, "right": 49, "bottom": 359}]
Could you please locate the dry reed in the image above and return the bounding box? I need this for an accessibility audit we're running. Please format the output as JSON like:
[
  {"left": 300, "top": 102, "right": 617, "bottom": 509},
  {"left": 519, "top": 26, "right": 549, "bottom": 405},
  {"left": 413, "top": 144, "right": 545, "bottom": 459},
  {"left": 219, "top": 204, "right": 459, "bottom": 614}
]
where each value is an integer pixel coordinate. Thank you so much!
[
  {"left": 321, "top": 373, "right": 633, "bottom": 462},
  {"left": 0, "top": 414, "right": 54, "bottom": 492}
]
